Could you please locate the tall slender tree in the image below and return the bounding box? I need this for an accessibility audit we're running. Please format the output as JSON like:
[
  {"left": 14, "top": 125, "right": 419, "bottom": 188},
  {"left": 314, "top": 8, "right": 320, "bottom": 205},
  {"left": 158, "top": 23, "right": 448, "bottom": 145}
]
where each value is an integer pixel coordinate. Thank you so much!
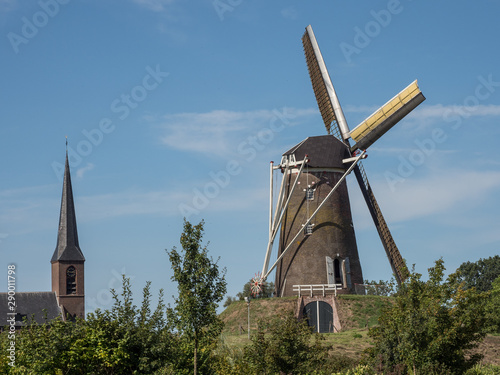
[{"left": 167, "top": 219, "right": 227, "bottom": 375}]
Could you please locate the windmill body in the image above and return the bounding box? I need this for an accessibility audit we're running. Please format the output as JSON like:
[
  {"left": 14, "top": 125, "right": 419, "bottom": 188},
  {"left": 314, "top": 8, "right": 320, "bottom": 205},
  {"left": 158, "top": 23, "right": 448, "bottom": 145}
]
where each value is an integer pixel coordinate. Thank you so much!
[
  {"left": 275, "top": 136, "right": 363, "bottom": 297},
  {"left": 259, "top": 25, "right": 425, "bottom": 305}
]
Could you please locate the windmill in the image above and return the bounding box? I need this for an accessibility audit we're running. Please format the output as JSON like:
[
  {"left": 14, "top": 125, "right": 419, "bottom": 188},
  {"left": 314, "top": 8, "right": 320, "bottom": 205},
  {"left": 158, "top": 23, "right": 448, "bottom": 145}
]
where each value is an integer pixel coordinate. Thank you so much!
[{"left": 257, "top": 25, "right": 425, "bottom": 300}]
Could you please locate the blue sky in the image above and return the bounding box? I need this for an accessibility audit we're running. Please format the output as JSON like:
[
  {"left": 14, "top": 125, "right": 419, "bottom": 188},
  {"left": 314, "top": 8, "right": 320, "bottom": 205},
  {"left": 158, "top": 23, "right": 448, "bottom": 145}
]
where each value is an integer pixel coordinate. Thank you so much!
[{"left": 1, "top": 0, "right": 499, "bottom": 312}]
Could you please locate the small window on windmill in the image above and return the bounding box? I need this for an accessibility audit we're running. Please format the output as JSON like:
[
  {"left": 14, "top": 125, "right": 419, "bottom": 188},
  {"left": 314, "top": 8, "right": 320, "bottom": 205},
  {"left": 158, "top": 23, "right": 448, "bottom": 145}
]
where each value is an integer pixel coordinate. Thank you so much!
[
  {"left": 304, "top": 223, "right": 314, "bottom": 235},
  {"left": 306, "top": 187, "right": 314, "bottom": 201}
]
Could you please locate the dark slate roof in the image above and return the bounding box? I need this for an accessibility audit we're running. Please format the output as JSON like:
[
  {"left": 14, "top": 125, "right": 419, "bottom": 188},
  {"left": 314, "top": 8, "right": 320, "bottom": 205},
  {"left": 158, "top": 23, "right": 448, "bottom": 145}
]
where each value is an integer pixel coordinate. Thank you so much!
[
  {"left": 283, "top": 135, "right": 350, "bottom": 169},
  {"left": 0, "top": 292, "right": 62, "bottom": 327},
  {"left": 51, "top": 153, "right": 85, "bottom": 263}
]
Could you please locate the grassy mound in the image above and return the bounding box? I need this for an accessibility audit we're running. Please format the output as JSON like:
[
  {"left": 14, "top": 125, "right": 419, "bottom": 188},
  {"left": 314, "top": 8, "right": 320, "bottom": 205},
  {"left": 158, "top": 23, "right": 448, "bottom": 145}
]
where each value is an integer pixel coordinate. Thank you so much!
[
  {"left": 219, "top": 295, "right": 500, "bottom": 366},
  {"left": 220, "top": 294, "right": 392, "bottom": 335}
]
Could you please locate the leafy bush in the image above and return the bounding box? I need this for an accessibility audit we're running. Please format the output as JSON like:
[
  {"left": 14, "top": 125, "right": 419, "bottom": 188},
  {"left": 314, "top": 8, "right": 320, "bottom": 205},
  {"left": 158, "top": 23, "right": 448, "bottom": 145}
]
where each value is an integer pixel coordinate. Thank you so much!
[
  {"left": 368, "top": 259, "right": 489, "bottom": 374},
  {"left": 464, "top": 364, "right": 500, "bottom": 375},
  {"left": 243, "top": 310, "right": 331, "bottom": 374}
]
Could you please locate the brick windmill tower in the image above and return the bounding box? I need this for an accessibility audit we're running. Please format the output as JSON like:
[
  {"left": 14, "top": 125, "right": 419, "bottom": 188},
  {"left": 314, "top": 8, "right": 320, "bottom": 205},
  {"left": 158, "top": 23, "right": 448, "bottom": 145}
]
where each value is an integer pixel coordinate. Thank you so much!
[{"left": 256, "top": 26, "right": 425, "bottom": 332}]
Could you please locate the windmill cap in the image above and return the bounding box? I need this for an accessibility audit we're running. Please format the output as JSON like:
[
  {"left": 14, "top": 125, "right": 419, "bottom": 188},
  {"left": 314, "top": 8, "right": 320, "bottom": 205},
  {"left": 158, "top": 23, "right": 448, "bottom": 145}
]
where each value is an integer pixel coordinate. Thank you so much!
[{"left": 283, "top": 135, "right": 350, "bottom": 169}]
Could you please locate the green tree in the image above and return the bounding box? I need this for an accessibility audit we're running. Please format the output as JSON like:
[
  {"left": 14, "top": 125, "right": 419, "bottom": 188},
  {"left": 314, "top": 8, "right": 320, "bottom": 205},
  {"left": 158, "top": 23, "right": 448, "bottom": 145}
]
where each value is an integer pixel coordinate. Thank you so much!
[
  {"left": 1, "top": 314, "right": 86, "bottom": 374},
  {"left": 223, "top": 296, "right": 237, "bottom": 308},
  {"left": 244, "top": 310, "right": 330, "bottom": 375},
  {"left": 167, "top": 219, "right": 227, "bottom": 375},
  {"left": 223, "top": 279, "right": 274, "bottom": 309},
  {"left": 457, "top": 255, "right": 500, "bottom": 292},
  {"left": 0, "top": 277, "right": 174, "bottom": 374},
  {"left": 81, "top": 276, "right": 173, "bottom": 374},
  {"left": 363, "top": 279, "right": 396, "bottom": 296},
  {"left": 237, "top": 279, "right": 275, "bottom": 300},
  {"left": 485, "top": 276, "right": 500, "bottom": 333},
  {"left": 368, "top": 259, "right": 489, "bottom": 374}
]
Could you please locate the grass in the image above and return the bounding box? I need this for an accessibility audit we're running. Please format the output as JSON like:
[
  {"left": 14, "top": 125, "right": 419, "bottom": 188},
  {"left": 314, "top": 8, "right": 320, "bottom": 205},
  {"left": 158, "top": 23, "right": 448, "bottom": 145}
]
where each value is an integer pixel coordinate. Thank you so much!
[
  {"left": 321, "top": 328, "right": 373, "bottom": 361},
  {"left": 336, "top": 294, "right": 392, "bottom": 330},
  {"left": 219, "top": 296, "right": 500, "bottom": 366},
  {"left": 219, "top": 296, "right": 297, "bottom": 335},
  {"left": 221, "top": 327, "right": 374, "bottom": 362},
  {"left": 219, "top": 295, "right": 386, "bottom": 361},
  {"left": 221, "top": 294, "right": 392, "bottom": 334}
]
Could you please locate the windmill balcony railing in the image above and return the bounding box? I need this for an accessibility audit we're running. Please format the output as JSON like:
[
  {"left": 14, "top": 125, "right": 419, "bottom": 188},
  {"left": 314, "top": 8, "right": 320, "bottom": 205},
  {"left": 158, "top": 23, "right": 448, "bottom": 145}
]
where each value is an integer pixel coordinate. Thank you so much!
[{"left": 293, "top": 284, "right": 341, "bottom": 297}]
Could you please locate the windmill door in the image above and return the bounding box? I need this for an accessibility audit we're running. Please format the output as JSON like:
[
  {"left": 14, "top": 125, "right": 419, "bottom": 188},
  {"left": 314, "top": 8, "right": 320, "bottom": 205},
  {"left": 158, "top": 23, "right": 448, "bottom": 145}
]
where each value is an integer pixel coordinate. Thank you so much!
[{"left": 303, "top": 301, "right": 334, "bottom": 333}]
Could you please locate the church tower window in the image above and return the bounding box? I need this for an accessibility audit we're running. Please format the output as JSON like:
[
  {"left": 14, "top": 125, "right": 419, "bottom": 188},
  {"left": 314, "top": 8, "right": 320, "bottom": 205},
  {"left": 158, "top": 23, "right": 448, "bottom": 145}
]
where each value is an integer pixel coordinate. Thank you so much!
[{"left": 66, "top": 266, "right": 77, "bottom": 294}]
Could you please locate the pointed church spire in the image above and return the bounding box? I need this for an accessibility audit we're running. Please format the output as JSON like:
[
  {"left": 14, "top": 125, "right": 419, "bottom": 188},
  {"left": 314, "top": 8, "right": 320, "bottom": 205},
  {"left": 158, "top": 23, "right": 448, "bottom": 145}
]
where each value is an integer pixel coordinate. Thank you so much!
[{"left": 51, "top": 145, "right": 85, "bottom": 263}]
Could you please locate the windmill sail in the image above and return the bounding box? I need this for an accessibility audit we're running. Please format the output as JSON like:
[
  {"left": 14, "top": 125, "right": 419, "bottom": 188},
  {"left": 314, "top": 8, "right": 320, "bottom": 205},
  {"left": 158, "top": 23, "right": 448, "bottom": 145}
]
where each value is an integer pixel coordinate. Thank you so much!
[
  {"left": 350, "top": 80, "right": 425, "bottom": 152},
  {"left": 301, "top": 25, "right": 417, "bottom": 286},
  {"left": 302, "top": 25, "right": 350, "bottom": 141},
  {"left": 353, "top": 163, "right": 406, "bottom": 284}
]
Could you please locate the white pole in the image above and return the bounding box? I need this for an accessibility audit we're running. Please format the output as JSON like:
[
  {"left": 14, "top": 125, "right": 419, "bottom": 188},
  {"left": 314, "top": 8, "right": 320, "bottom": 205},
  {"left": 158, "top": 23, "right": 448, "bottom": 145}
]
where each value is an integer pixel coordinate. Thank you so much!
[
  {"left": 272, "top": 160, "right": 289, "bottom": 233},
  {"left": 262, "top": 160, "right": 289, "bottom": 276},
  {"left": 316, "top": 300, "right": 320, "bottom": 333},
  {"left": 262, "top": 158, "right": 307, "bottom": 277},
  {"left": 247, "top": 298, "right": 250, "bottom": 339},
  {"left": 269, "top": 161, "right": 274, "bottom": 241}
]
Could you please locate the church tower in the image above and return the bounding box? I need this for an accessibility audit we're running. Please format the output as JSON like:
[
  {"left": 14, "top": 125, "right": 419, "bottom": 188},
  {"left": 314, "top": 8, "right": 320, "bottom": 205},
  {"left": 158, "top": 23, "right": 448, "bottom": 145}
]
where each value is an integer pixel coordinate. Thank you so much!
[{"left": 51, "top": 150, "right": 85, "bottom": 321}]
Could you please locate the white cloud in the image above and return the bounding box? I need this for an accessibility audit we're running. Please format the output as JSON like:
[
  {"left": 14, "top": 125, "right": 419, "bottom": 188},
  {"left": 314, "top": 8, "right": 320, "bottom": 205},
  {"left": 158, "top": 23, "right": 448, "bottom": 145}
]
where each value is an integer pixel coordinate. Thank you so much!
[
  {"left": 77, "top": 184, "right": 268, "bottom": 222},
  {"left": 78, "top": 189, "right": 182, "bottom": 220},
  {"left": 0, "top": 185, "right": 178, "bottom": 236},
  {"left": 410, "top": 104, "right": 500, "bottom": 120},
  {"left": 368, "top": 146, "right": 457, "bottom": 156},
  {"left": 408, "top": 104, "right": 500, "bottom": 124},
  {"left": 373, "top": 169, "right": 500, "bottom": 223},
  {"left": 0, "top": 184, "right": 56, "bottom": 198},
  {"left": 76, "top": 163, "right": 94, "bottom": 179},
  {"left": 343, "top": 104, "right": 378, "bottom": 114},
  {"left": 281, "top": 6, "right": 298, "bottom": 20},
  {"left": 154, "top": 103, "right": 500, "bottom": 162},
  {"left": 156, "top": 108, "right": 317, "bottom": 157},
  {"left": 155, "top": 23, "right": 188, "bottom": 42},
  {"left": 348, "top": 168, "right": 500, "bottom": 265},
  {"left": 131, "top": 0, "right": 175, "bottom": 12},
  {"left": 344, "top": 103, "right": 500, "bottom": 131},
  {"left": 0, "top": 185, "right": 59, "bottom": 235},
  {"left": 0, "top": 0, "right": 17, "bottom": 12}
]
